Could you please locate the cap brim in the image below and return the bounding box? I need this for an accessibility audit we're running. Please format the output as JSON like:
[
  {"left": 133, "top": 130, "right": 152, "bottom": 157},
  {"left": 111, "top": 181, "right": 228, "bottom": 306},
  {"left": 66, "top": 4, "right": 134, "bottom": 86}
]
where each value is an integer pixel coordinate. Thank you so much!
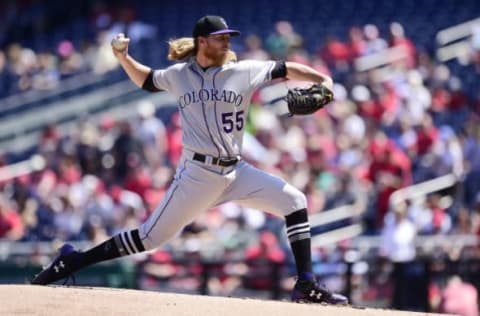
[{"left": 210, "top": 29, "right": 241, "bottom": 36}]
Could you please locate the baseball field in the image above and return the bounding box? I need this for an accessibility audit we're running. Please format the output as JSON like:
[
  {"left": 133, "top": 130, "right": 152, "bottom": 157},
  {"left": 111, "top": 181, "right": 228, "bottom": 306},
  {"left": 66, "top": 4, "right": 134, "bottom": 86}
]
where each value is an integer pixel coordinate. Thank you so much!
[{"left": 0, "top": 285, "right": 445, "bottom": 316}]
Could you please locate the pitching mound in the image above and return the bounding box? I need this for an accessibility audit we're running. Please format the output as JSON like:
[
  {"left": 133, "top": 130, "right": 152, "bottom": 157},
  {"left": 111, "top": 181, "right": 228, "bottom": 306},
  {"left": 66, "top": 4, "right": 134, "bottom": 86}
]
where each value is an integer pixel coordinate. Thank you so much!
[{"left": 0, "top": 285, "right": 440, "bottom": 316}]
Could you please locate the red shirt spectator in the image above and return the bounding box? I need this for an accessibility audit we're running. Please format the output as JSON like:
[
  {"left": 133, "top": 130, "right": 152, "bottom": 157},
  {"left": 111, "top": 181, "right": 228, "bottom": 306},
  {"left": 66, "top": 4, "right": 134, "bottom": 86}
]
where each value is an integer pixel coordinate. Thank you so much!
[
  {"left": 124, "top": 166, "right": 152, "bottom": 200},
  {"left": 243, "top": 231, "right": 285, "bottom": 290},
  {"left": 367, "top": 148, "right": 404, "bottom": 227},
  {"left": 0, "top": 201, "right": 23, "bottom": 240},
  {"left": 441, "top": 276, "right": 479, "bottom": 316},
  {"left": 366, "top": 134, "right": 413, "bottom": 227},
  {"left": 415, "top": 119, "right": 439, "bottom": 156},
  {"left": 389, "top": 22, "right": 416, "bottom": 68},
  {"left": 319, "top": 36, "right": 351, "bottom": 66},
  {"left": 368, "top": 135, "right": 412, "bottom": 186},
  {"left": 347, "top": 26, "right": 367, "bottom": 59},
  {"left": 358, "top": 98, "right": 384, "bottom": 124},
  {"left": 431, "top": 88, "right": 450, "bottom": 112},
  {"left": 57, "top": 156, "right": 82, "bottom": 185},
  {"left": 379, "top": 83, "right": 400, "bottom": 120},
  {"left": 448, "top": 88, "right": 469, "bottom": 111}
]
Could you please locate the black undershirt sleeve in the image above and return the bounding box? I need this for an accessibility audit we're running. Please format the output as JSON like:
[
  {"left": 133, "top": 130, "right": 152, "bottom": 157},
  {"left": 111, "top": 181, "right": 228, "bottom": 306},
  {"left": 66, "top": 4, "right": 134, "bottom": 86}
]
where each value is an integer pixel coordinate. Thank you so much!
[
  {"left": 271, "top": 60, "right": 287, "bottom": 80},
  {"left": 141, "top": 70, "right": 163, "bottom": 92}
]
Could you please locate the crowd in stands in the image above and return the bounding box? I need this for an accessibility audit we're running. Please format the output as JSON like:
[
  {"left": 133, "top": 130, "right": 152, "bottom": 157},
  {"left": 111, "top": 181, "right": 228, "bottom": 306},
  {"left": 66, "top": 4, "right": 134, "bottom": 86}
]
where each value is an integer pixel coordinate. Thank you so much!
[
  {"left": 0, "top": 1, "right": 157, "bottom": 97},
  {"left": 1, "top": 2, "right": 480, "bottom": 249},
  {"left": 1, "top": 1, "right": 480, "bottom": 311}
]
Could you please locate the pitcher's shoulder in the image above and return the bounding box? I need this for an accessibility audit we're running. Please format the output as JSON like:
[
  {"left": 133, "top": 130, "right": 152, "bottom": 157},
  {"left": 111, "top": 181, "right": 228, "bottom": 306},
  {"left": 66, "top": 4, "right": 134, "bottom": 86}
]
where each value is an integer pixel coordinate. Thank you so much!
[
  {"left": 169, "top": 62, "right": 189, "bottom": 71},
  {"left": 225, "top": 59, "right": 271, "bottom": 71}
]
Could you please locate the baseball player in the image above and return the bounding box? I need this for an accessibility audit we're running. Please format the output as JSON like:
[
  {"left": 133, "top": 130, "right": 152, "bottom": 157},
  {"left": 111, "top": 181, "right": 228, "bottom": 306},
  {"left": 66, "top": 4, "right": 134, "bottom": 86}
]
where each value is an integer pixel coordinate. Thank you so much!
[{"left": 31, "top": 15, "right": 347, "bottom": 305}]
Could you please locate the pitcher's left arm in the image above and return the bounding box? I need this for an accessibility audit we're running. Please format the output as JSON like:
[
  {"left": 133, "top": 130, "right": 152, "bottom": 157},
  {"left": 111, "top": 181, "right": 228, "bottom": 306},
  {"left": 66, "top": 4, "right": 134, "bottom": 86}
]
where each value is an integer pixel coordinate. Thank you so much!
[{"left": 285, "top": 61, "right": 333, "bottom": 91}]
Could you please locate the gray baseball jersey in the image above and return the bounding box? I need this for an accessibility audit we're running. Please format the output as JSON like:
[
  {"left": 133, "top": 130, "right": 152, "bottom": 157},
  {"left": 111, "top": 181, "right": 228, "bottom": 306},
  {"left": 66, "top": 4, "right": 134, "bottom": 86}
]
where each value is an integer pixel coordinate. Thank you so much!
[
  {"left": 138, "top": 58, "right": 307, "bottom": 250},
  {"left": 152, "top": 59, "right": 277, "bottom": 157}
]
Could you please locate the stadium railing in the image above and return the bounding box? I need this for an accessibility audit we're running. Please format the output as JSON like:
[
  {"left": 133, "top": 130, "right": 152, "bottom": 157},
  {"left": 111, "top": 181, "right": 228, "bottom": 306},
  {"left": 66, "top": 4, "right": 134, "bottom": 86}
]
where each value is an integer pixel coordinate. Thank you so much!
[
  {"left": 436, "top": 16, "right": 480, "bottom": 62},
  {"left": 0, "top": 81, "right": 177, "bottom": 155}
]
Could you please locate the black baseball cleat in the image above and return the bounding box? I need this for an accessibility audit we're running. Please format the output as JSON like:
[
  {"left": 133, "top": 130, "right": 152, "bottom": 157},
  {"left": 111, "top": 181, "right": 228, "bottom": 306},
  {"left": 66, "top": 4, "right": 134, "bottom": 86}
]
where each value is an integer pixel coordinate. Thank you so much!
[
  {"left": 31, "top": 244, "right": 79, "bottom": 285},
  {"left": 291, "top": 278, "right": 349, "bottom": 305}
]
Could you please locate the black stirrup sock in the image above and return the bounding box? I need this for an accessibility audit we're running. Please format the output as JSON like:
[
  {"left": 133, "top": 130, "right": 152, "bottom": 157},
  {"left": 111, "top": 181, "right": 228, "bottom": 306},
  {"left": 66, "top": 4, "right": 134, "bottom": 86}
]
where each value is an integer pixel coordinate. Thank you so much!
[
  {"left": 285, "top": 209, "right": 313, "bottom": 275},
  {"left": 80, "top": 229, "right": 146, "bottom": 267}
]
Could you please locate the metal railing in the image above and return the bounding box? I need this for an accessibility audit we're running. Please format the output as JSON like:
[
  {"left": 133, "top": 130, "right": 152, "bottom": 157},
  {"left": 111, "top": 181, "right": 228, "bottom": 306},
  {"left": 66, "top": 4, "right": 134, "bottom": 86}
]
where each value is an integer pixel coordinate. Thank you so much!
[
  {"left": 310, "top": 173, "right": 461, "bottom": 249},
  {"left": 389, "top": 173, "right": 457, "bottom": 208},
  {"left": 0, "top": 72, "right": 110, "bottom": 117},
  {"left": 354, "top": 45, "right": 409, "bottom": 72},
  {"left": 310, "top": 205, "right": 364, "bottom": 248},
  {"left": 436, "top": 17, "right": 480, "bottom": 46},
  {"left": 0, "top": 84, "right": 177, "bottom": 153},
  {"left": 435, "top": 16, "right": 480, "bottom": 62}
]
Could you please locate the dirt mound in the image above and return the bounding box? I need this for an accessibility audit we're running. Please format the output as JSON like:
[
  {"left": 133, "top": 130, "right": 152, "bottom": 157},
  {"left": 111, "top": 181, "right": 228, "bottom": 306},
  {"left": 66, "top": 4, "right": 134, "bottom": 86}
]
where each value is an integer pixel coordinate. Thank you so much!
[{"left": 0, "top": 285, "right": 440, "bottom": 316}]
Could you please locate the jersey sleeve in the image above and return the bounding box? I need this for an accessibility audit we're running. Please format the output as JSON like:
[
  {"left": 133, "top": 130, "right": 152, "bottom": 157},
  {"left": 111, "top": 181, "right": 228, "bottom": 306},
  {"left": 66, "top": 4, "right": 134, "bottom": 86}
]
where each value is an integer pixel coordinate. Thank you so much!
[
  {"left": 152, "top": 67, "right": 174, "bottom": 91},
  {"left": 247, "top": 60, "right": 278, "bottom": 89}
]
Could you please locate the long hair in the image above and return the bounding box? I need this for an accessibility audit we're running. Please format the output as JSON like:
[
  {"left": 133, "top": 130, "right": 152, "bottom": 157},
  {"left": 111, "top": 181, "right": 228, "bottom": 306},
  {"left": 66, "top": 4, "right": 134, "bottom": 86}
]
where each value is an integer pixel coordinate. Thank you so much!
[
  {"left": 167, "top": 37, "right": 237, "bottom": 63},
  {"left": 168, "top": 37, "right": 196, "bottom": 61}
]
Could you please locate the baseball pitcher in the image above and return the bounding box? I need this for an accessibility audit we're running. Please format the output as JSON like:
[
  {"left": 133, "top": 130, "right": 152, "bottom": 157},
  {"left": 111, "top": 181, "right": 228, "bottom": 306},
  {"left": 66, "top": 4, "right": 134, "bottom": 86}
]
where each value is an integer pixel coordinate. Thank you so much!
[{"left": 31, "top": 15, "right": 346, "bottom": 305}]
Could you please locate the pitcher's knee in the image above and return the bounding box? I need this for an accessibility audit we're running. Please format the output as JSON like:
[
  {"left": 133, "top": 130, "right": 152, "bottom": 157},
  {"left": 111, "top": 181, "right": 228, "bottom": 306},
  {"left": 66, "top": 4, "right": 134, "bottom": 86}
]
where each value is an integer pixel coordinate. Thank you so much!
[
  {"left": 280, "top": 184, "right": 307, "bottom": 215},
  {"left": 138, "top": 222, "right": 178, "bottom": 251}
]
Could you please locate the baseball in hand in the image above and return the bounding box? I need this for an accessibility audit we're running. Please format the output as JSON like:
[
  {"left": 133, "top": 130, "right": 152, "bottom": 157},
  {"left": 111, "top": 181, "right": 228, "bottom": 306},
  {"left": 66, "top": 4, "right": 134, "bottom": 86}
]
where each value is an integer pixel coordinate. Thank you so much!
[{"left": 111, "top": 34, "right": 129, "bottom": 51}]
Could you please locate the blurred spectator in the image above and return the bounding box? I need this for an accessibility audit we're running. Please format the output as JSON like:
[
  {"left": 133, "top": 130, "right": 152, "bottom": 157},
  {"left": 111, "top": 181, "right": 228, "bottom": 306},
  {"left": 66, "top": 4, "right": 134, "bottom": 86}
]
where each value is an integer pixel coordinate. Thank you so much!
[
  {"left": 265, "top": 21, "right": 303, "bottom": 60},
  {"left": 86, "top": 215, "right": 110, "bottom": 244},
  {"left": 89, "top": 1, "right": 115, "bottom": 31},
  {"left": 107, "top": 6, "right": 157, "bottom": 44},
  {"left": 318, "top": 35, "right": 351, "bottom": 69},
  {"left": 396, "top": 70, "right": 431, "bottom": 127},
  {"left": 81, "top": 175, "right": 115, "bottom": 232},
  {"left": 31, "top": 51, "right": 59, "bottom": 90},
  {"left": 124, "top": 163, "right": 152, "bottom": 200},
  {"left": 470, "top": 25, "right": 480, "bottom": 73},
  {"left": 380, "top": 202, "right": 419, "bottom": 309},
  {"left": 51, "top": 185, "right": 84, "bottom": 240},
  {"left": 462, "top": 121, "right": 480, "bottom": 208},
  {"left": 324, "top": 173, "right": 357, "bottom": 210},
  {"left": 57, "top": 40, "right": 87, "bottom": 78},
  {"left": 56, "top": 153, "right": 82, "bottom": 185},
  {"left": 138, "top": 249, "right": 180, "bottom": 290},
  {"left": 347, "top": 26, "right": 367, "bottom": 59},
  {"left": 0, "top": 194, "right": 24, "bottom": 240},
  {"left": 425, "top": 194, "right": 452, "bottom": 234},
  {"left": 381, "top": 201, "right": 429, "bottom": 310},
  {"left": 135, "top": 100, "right": 168, "bottom": 169},
  {"left": 450, "top": 207, "right": 474, "bottom": 234},
  {"left": 243, "top": 231, "right": 285, "bottom": 291},
  {"left": 388, "top": 22, "right": 416, "bottom": 69},
  {"left": 76, "top": 120, "right": 102, "bottom": 175},
  {"left": 414, "top": 115, "right": 439, "bottom": 156},
  {"left": 380, "top": 201, "right": 416, "bottom": 262},
  {"left": 473, "top": 197, "right": 480, "bottom": 236},
  {"left": 363, "top": 24, "right": 388, "bottom": 56},
  {"left": 366, "top": 132, "right": 412, "bottom": 228},
  {"left": 109, "top": 186, "right": 146, "bottom": 234},
  {"left": 111, "top": 120, "right": 145, "bottom": 183},
  {"left": 7, "top": 43, "right": 38, "bottom": 93},
  {"left": 91, "top": 30, "right": 119, "bottom": 75},
  {"left": 241, "top": 35, "right": 269, "bottom": 61},
  {"left": 435, "top": 126, "right": 465, "bottom": 177},
  {"left": 352, "top": 84, "right": 383, "bottom": 124},
  {"left": 440, "top": 275, "right": 479, "bottom": 316},
  {"left": 0, "top": 49, "right": 15, "bottom": 97},
  {"left": 409, "top": 194, "right": 452, "bottom": 235}
]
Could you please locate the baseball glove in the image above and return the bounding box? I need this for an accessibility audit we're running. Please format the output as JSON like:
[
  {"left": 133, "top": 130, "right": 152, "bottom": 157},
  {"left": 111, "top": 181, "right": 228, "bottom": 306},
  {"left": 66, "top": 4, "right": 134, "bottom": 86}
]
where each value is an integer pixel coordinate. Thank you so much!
[{"left": 286, "top": 83, "right": 334, "bottom": 115}]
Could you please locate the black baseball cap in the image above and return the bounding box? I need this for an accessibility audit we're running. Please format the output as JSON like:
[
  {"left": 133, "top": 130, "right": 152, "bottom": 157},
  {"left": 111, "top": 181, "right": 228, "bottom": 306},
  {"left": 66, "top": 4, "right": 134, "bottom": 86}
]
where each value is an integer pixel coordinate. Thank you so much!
[{"left": 192, "top": 15, "right": 241, "bottom": 38}]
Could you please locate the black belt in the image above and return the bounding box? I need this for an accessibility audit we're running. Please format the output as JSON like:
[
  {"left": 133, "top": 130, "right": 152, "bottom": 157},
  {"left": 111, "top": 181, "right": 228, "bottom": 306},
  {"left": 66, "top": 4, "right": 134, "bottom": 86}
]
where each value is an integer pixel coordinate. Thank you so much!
[{"left": 193, "top": 153, "right": 239, "bottom": 167}]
